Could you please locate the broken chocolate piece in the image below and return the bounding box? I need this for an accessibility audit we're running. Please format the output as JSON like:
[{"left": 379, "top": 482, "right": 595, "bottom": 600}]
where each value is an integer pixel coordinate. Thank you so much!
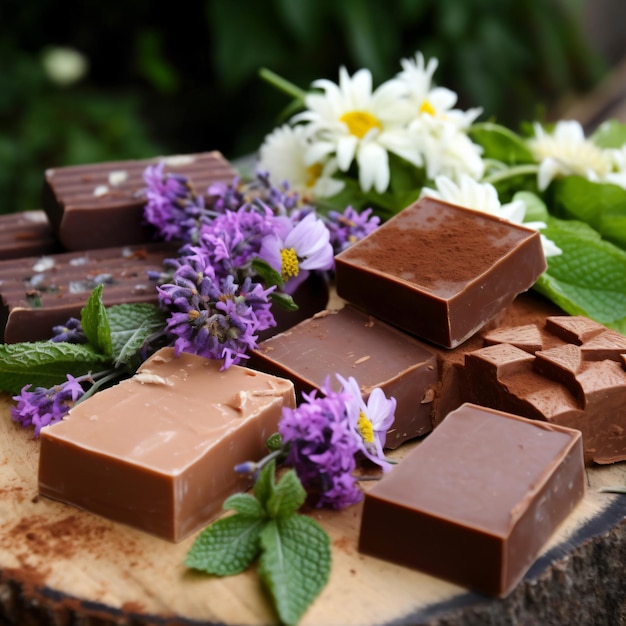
[
  {"left": 0, "top": 210, "right": 60, "bottom": 259},
  {"left": 0, "top": 243, "right": 175, "bottom": 343},
  {"left": 38, "top": 347, "right": 295, "bottom": 542},
  {"left": 249, "top": 305, "right": 438, "bottom": 447},
  {"left": 465, "top": 315, "right": 626, "bottom": 463},
  {"left": 334, "top": 197, "right": 546, "bottom": 348},
  {"left": 359, "top": 403, "right": 585, "bottom": 597},
  {"left": 43, "top": 152, "right": 237, "bottom": 250}
]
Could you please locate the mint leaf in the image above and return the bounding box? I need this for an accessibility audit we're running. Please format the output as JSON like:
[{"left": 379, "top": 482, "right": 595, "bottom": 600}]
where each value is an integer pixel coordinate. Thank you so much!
[
  {"left": 223, "top": 492, "right": 266, "bottom": 518},
  {"left": 591, "top": 119, "right": 626, "bottom": 148},
  {"left": 80, "top": 285, "right": 112, "bottom": 357},
  {"left": 270, "top": 291, "right": 299, "bottom": 312},
  {"left": 266, "top": 469, "right": 306, "bottom": 519},
  {"left": 548, "top": 177, "right": 626, "bottom": 250},
  {"left": 252, "top": 258, "right": 284, "bottom": 289},
  {"left": 0, "top": 341, "right": 110, "bottom": 394},
  {"left": 184, "top": 514, "right": 265, "bottom": 576},
  {"left": 254, "top": 458, "right": 277, "bottom": 509},
  {"left": 258, "top": 516, "right": 331, "bottom": 626},
  {"left": 106, "top": 303, "right": 166, "bottom": 367},
  {"left": 534, "top": 216, "right": 626, "bottom": 334},
  {"left": 469, "top": 122, "right": 535, "bottom": 164}
]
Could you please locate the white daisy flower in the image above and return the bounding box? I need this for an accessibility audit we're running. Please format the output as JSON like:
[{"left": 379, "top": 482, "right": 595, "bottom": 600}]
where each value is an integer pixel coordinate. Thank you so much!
[
  {"left": 293, "top": 66, "right": 421, "bottom": 194},
  {"left": 420, "top": 174, "right": 562, "bottom": 257},
  {"left": 528, "top": 120, "right": 614, "bottom": 190},
  {"left": 258, "top": 124, "right": 344, "bottom": 199}
]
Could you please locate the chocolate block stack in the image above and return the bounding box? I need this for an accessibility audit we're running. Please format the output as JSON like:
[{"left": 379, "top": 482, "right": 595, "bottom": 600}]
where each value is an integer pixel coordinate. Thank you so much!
[{"left": 0, "top": 152, "right": 236, "bottom": 343}]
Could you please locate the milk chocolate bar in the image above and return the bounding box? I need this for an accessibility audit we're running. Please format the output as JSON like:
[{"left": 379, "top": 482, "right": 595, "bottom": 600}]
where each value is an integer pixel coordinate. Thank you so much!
[
  {"left": 38, "top": 347, "right": 295, "bottom": 542},
  {"left": 465, "top": 315, "right": 626, "bottom": 464},
  {"left": 335, "top": 197, "right": 547, "bottom": 348},
  {"left": 43, "top": 152, "right": 237, "bottom": 250},
  {"left": 249, "top": 305, "right": 438, "bottom": 447},
  {"left": 0, "top": 243, "right": 174, "bottom": 343},
  {"left": 0, "top": 210, "right": 60, "bottom": 259},
  {"left": 358, "top": 403, "right": 585, "bottom": 597}
]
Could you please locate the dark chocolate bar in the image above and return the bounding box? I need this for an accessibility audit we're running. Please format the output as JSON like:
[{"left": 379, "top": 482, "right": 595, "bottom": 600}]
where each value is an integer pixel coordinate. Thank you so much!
[
  {"left": 0, "top": 210, "right": 60, "bottom": 259},
  {"left": 358, "top": 403, "right": 585, "bottom": 597},
  {"left": 0, "top": 243, "right": 175, "bottom": 343},
  {"left": 334, "top": 197, "right": 547, "bottom": 348},
  {"left": 43, "top": 152, "right": 237, "bottom": 250},
  {"left": 249, "top": 305, "right": 438, "bottom": 447},
  {"left": 38, "top": 347, "right": 296, "bottom": 542}
]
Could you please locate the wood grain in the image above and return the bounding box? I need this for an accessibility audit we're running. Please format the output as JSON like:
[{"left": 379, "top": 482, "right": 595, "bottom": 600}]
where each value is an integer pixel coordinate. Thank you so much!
[{"left": 1, "top": 393, "right": 626, "bottom": 625}]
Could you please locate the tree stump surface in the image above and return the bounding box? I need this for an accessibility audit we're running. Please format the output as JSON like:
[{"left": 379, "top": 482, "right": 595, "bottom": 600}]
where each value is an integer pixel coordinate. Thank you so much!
[{"left": 1, "top": 393, "right": 626, "bottom": 626}]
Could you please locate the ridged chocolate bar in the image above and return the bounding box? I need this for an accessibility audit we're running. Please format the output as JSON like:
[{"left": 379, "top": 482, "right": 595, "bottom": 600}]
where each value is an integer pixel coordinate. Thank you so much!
[
  {"left": 43, "top": 152, "right": 237, "bottom": 250},
  {"left": 0, "top": 210, "right": 60, "bottom": 259},
  {"left": 0, "top": 243, "right": 175, "bottom": 343}
]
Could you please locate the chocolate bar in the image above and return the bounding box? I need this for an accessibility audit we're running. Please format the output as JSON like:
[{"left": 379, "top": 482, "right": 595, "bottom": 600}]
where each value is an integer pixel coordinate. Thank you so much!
[
  {"left": 249, "top": 305, "right": 438, "bottom": 447},
  {"left": 0, "top": 210, "right": 60, "bottom": 259},
  {"left": 334, "top": 197, "right": 546, "bottom": 348},
  {"left": 358, "top": 403, "right": 585, "bottom": 597},
  {"left": 0, "top": 243, "right": 174, "bottom": 343},
  {"left": 465, "top": 315, "right": 626, "bottom": 464},
  {"left": 43, "top": 152, "right": 237, "bottom": 250},
  {"left": 38, "top": 347, "right": 296, "bottom": 542}
]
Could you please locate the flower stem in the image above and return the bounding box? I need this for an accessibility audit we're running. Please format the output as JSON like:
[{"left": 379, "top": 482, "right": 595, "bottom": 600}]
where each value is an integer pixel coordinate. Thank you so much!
[
  {"left": 259, "top": 68, "right": 306, "bottom": 101},
  {"left": 482, "top": 164, "right": 539, "bottom": 186}
]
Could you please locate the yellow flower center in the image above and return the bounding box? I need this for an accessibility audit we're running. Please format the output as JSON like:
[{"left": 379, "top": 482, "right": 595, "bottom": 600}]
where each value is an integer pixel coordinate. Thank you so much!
[
  {"left": 419, "top": 99, "right": 435, "bottom": 116},
  {"left": 280, "top": 247, "right": 299, "bottom": 280},
  {"left": 340, "top": 111, "right": 382, "bottom": 139},
  {"left": 306, "top": 163, "right": 323, "bottom": 188},
  {"left": 358, "top": 410, "right": 374, "bottom": 444}
]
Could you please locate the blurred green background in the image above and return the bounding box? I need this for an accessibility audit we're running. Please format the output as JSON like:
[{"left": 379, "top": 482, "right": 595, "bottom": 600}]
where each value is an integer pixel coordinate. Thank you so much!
[{"left": 1, "top": 0, "right": 614, "bottom": 214}]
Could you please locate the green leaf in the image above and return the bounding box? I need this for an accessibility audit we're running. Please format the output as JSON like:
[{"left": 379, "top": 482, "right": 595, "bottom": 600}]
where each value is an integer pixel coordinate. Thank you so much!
[
  {"left": 184, "top": 514, "right": 265, "bottom": 576},
  {"left": 258, "top": 516, "right": 331, "bottom": 626},
  {"left": 80, "top": 285, "right": 112, "bottom": 357},
  {"left": 533, "top": 216, "right": 626, "bottom": 334},
  {"left": 591, "top": 119, "right": 626, "bottom": 149},
  {"left": 514, "top": 191, "right": 549, "bottom": 223},
  {"left": 223, "top": 492, "right": 266, "bottom": 519},
  {"left": 106, "top": 303, "right": 166, "bottom": 367},
  {"left": 270, "top": 291, "right": 299, "bottom": 312},
  {"left": 266, "top": 469, "right": 307, "bottom": 519},
  {"left": 0, "top": 341, "right": 110, "bottom": 394},
  {"left": 548, "top": 176, "right": 626, "bottom": 250},
  {"left": 253, "top": 458, "right": 277, "bottom": 511},
  {"left": 469, "top": 122, "right": 535, "bottom": 165},
  {"left": 251, "top": 257, "right": 284, "bottom": 289}
]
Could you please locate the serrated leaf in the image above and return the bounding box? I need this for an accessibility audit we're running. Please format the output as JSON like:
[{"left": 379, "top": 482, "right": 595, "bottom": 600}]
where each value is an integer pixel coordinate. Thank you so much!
[
  {"left": 258, "top": 516, "right": 331, "bottom": 626},
  {"left": 184, "top": 514, "right": 264, "bottom": 576},
  {"left": 254, "top": 459, "right": 277, "bottom": 511},
  {"left": 106, "top": 302, "right": 166, "bottom": 366},
  {"left": 533, "top": 216, "right": 626, "bottom": 334},
  {"left": 80, "top": 285, "right": 112, "bottom": 357},
  {"left": 469, "top": 122, "right": 535, "bottom": 165},
  {"left": 223, "top": 492, "right": 266, "bottom": 519},
  {"left": 0, "top": 341, "right": 110, "bottom": 394},
  {"left": 267, "top": 469, "right": 306, "bottom": 519},
  {"left": 548, "top": 176, "right": 626, "bottom": 250}
]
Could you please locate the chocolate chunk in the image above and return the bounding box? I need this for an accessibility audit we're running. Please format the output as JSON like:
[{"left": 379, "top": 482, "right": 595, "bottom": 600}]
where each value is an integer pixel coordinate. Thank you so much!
[
  {"left": 0, "top": 210, "right": 60, "bottom": 259},
  {"left": 38, "top": 347, "right": 296, "bottom": 542},
  {"left": 334, "top": 197, "right": 547, "bottom": 348},
  {"left": 0, "top": 243, "right": 175, "bottom": 343},
  {"left": 248, "top": 305, "right": 438, "bottom": 447},
  {"left": 358, "top": 403, "right": 585, "bottom": 597},
  {"left": 43, "top": 152, "right": 237, "bottom": 250},
  {"left": 465, "top": 315, "right": 626, "bottom": 464}
]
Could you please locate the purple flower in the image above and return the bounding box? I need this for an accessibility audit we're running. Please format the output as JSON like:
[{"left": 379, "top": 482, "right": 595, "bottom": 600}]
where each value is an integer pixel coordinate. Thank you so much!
[
  {"left": 143, "top": 162, "right": 216, "bottom": 243},
  {"left": 259, "top": 212, "right": 335, "bottom": 290},
  {"left": 157, "top": 251, "right": 276, "bottom": 368},
  {"left": 11, "top": 374, "right": 89, "bottom": 437},
  {"left": 326, "top": 206, "right": 380, "bottom": 254},
  {"left": 51, "top": 317, "right": 87, "bottom": 344},
  {"left": 279, "top": 383, "right": 363, "bottom": 509}
]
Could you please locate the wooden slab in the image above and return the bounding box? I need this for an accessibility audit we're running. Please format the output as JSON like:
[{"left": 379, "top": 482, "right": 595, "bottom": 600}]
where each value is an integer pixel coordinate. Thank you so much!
[{"left": 1, "top": 392, "right": 626, "bottom": 625}]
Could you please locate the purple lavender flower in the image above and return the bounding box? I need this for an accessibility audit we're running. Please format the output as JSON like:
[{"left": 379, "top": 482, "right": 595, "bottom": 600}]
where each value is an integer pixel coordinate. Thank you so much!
[
  {"left": 11, "top": 374, "right": 89, "bottom": 437},
  {"left": 143, "top": 162, "right": 216, "bottom": 243},
  {"left": 51, "top": 317, "right": 87, "bottom": 344},
  {"left": 325, "top": 206, "right": 380, "bottom": 254},
  {"left": 279, "top": 384, "right": 363, "bottom": 509},
  {"left": 157, "top": 251, "right": 276, "bottom": 368}
]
